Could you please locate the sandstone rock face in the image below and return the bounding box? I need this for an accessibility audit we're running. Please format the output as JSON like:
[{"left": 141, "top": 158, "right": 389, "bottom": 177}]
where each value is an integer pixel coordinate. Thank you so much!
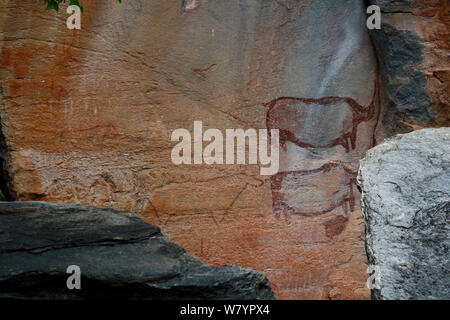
[
  {"left": 369, "top": 0, "right": 449, "bottom": 137},
  {"left": 0, "top": 0, "right": 415, "bottom": 299},
  {"left": 0, "top": 201, "right": 274, "bottom": 299},
  {"left": 358, "top": 128, "right": 450, "bottom": 300}
]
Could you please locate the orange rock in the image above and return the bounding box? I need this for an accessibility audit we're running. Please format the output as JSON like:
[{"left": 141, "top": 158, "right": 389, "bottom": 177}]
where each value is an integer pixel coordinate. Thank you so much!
[{"left": 1, "top": 0, "right": 444, "bottom": 299}]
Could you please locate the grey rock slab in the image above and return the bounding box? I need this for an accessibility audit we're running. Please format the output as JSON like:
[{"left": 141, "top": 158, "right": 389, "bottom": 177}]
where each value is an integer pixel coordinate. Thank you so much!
[{"left": 357, "top": 128, "right": 450, "bottom": 300}]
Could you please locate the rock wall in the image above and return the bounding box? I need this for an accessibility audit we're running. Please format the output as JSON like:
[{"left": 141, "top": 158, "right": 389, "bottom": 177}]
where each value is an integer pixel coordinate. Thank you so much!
[
  {"left": 0, "top": 0, "right": 446, "bottom": 299},
  {"left": 369, "top": 0, "right": 449, "bottom": 137}
]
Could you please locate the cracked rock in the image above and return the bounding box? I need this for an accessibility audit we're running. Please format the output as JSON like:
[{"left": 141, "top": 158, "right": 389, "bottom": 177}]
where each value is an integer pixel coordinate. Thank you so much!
[
  {"left": 0, "top": 201, "right": 274, "bottom": 300},
  {"left": 357, "top": 128, "right": 450, "bottom": 300}
]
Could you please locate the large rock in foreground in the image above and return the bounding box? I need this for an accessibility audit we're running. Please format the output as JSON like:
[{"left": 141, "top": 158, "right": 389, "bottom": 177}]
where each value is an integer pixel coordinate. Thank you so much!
[
  {"left": 357, "top": 128, "right": 449, "bottom": 300},
  {"left": 0, "top": 201, "right": 274, "bottom": 299}
]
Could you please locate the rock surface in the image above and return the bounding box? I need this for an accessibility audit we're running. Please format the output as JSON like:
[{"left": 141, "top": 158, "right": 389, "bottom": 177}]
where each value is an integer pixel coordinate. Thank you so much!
[
  {"left": 0, "top": 0, "right": 379, "bottom": 298},
  {"left": 0, "top": 201, "right": 274, "bottom": 299},
  {"left": 358, "top": 128, "right": 450, "bottom": 300},
  {"left": 369, "top": 0, "right": 449, "bottom": 137}
]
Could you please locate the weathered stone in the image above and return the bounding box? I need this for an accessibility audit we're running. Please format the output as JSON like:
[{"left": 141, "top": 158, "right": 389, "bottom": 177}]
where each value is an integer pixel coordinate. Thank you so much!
[
  {"left": 0, "top": 201, "right": 274, "bottom": 299},
  {"left": 0, "top": 0, "right": 379, "bottom": 298},
  {"left": 358, "top": 128, "right": 450, "bottom": 300},
  {"left": 369, "top": 0, "right": 450, "bottom": 137}
]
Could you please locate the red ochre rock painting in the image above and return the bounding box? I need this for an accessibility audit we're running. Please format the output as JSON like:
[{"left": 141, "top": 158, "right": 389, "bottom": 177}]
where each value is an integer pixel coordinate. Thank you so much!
[
  {"left": 266, "top": 81, "right": 378, "bottom": 235},
  {"left": 266, "top": 80, "right": 377, "bottom": 153},
  {"left": 270, "top": 162, "right": 357, "bottom": 220}
]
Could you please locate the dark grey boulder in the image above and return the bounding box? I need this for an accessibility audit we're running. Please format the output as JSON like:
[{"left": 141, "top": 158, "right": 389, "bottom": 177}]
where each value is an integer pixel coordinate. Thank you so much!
[
  {"left": 358, "top": 128, "right": 450, "bottom": 300},
  {"left": 0, "top": 201, "right": 274, "bottom": 300}
]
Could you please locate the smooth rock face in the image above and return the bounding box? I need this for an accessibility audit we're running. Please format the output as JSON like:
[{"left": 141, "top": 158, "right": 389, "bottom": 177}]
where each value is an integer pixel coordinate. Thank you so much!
[
  {"left": 0, "top": 201, "right": 275, "bottom": 299},
  {"left": 0, "top": 0, "right": 378, "bottom": 298},
  {"left": 358, "top": 128, "right": 450, "bottom": 300},
  {"left": 369, "top": 0, "right": 450, "bottom": 137}
]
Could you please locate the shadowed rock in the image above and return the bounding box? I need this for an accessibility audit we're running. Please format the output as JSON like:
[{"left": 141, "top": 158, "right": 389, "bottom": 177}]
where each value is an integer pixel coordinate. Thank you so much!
[
  {"left": 358, "top": 128, "right": 450, "bottom": 300},
  {"left": 0, "top": 201, "right": 275, "bottom": 300},
  {"left": 369, "top": 0, "right": 449, "bottom": 136}
]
